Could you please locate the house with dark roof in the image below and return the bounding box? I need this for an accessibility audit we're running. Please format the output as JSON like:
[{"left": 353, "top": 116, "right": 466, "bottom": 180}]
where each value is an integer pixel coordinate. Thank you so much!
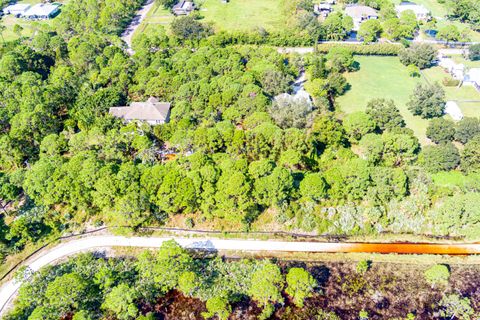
[
  {"left": 109, "top": 97, "right": 171, "bottom": 125},
  {"left": 172, "top": 1, "right": 195, "bottom": 15}
]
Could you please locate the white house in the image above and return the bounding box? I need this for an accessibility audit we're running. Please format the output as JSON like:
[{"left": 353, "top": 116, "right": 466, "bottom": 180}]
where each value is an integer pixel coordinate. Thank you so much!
[
  {"left": 344, "top": 5, "right": 378, "bottom": 31},
  {"left": 464, "top": 68, "right": 480, "bottom": 91},
  {"left": 395, "top": 1, "right": 430, "bottom": 21},
  {"left": 172, "top": 1, "right": 195, "bottom": 15},
  {"left": 2, "top": 3, "right": 31, "bottom": 16},
  {"left": 109, "top": 97, "right": 171, "bottom": 125},
  {"left": 22, "top": 3, "right": 60, "bottom": 20},
  {"left": 314, "top": 3, "right": 333, "bottom": 18}
]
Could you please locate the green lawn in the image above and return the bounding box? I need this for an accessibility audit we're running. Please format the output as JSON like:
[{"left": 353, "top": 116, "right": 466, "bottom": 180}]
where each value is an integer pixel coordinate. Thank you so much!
[
  {"left": 199, "top": 0, "right": 287, "bottom": 32},
  {"left": 393, "top": 0, "right": 447, "bottom": 18},
  {"left": 132, "top": 2, "right": 173, "bottom": 39},
  {"left": 336, "top": 56, "right": 430, "bottom": 143},
  {"left": 336, "top": 56, "right": 480, "bottom": 144}
]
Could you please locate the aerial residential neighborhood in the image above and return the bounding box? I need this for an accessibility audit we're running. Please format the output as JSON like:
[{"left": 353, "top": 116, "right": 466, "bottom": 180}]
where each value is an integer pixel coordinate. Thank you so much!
[{"left": 1, "top": 0, "right": 480, "bottom": 319}]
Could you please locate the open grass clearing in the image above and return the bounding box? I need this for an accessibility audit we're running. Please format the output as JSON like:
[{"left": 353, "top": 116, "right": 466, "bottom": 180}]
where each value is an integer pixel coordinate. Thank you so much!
[
  {"left": 131, "top": 2, "right": 173, "bottom": 40},
  {"left": 336, "top": 56, "right": 429, "bottom": 143},
  {"left": 198, "top": 0, "right": 287, "bottom": 32}
]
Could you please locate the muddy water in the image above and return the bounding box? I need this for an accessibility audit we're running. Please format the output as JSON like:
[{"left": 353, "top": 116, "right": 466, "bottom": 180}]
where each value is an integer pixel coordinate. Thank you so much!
[{"left": 322, "top": 242, "right": 480, "bottom": 255}]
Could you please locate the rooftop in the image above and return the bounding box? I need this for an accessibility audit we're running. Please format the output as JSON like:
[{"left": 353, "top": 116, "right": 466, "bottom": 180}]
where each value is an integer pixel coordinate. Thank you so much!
[
  {"left": 23, "top": 3, "right": 60, "bottom": 17},
  {"left": 109, "top": 97, "right": 171, "bottom": 122},
  {"left": 344, "top": 5, "right": 378, "bottom": 18}
]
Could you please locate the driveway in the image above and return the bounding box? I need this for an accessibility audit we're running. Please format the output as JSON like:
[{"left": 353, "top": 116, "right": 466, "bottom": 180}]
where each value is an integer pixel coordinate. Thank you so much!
[
  {"left": 121, "top": 0, "right": 155, "bottom": 55},
  {"left": 1, "top": 235, "right": 480, "bottom": 315}
]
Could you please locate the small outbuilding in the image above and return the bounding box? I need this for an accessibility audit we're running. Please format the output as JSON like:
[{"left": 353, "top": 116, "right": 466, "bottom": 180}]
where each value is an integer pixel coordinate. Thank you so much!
[
  {"left": 172, "top": 1, "right": 195, "bottom": 15},
  {"left": 22, "top": 3, "right": 60, "bottom": 20},
  {"left": 109, "top": 97, "right": 171, "bottom": 125},
  {"left": 2, "top": 3, "right": 31, "bottom": 16}
]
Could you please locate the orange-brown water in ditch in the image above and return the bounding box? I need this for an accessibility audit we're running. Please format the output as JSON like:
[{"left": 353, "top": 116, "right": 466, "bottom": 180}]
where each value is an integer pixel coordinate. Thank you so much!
[{"left": 319, "top": 243, "right": 480, "bottom": 255}]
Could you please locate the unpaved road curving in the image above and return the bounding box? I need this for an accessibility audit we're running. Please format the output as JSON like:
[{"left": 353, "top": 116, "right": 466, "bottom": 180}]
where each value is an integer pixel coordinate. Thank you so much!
[{"left": 1, "top": 236, "right": 480, "bottom": 316}]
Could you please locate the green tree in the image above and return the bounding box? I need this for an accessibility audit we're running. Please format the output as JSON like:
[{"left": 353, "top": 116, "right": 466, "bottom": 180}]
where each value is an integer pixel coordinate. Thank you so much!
[
  {"left": 285, "top": 268, "right": 317, "bottom": 307},
  {"left": 399, "top": 44, "right": 437, "bottom": 69},
  {"left": 358, "top": 19, "right": 382, "bottom": 43},
  {"left": 13, "top": 24, "right": 24, "bottom": 38},
  {"left": 424, "top": 264, "right": 450, "bottom": 287},
  {"left": 269, "top": 95, "right": 314, "bottom": 129},
  {"left": 455, "top": 117, "right": 480, "bottom": 144},
  {"left": 437, "top": 294, "right": 474, "bottom": 320},
  {"left": 248, "top": 261, "right": 285, "bottom": 316},
  {"left": 343, "top": 112, "right": 376, "bottom": 142},
  {"left": 136, "top": 240, "right": 192, "bottom": 293},
  {"left": 300, "top": 173, "right": 328, "bottom": 202},
  {"left": 44, "top": 273, "right": 88, "bottom": 316},
  {"left": 420, "top": 143, "right": 460, "bottom": 173},
  {"left": 326, "top": 46, "right": 355, "bottom": 72},
  {"left": 461, "top": 135, "right": 480, "bottom": 172},
  {"left": 469, "top": 43, "right": 480, "bottom": 61},
  {"left": 365, "top": 98, "right": 405, "bottom": 132},
  {"left": 437, "top": 25, "right": 461, "bottom": 43},
  {"left": 171, "top": 16, "right": 212, "bottom": 42},
  {"left": 407, "top": 83, "right": 446, "bottom": 118},
  {"left": 426, "top": 118, "right": 455, "bottom": 143},
  {"left": 102, "top": 284, "right": 139, "bottom": 320},
  {"left": 202, "top": 296, "right": 232, "bottom": 320}
]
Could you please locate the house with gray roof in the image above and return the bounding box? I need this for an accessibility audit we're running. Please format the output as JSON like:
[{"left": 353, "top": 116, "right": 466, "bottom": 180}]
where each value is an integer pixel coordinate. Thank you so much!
[
  {"left": 344, "top": 4, "right": 378, "bottom": 31},
  {"left": 172, "top": 1, "right": 195, "bottom": 15},
  {"left": 109, "top": 97, "right": 171, "bottom": 125}
]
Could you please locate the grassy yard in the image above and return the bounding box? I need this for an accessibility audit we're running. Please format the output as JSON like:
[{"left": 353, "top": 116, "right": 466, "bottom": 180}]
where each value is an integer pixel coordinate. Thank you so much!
[
  {"left": 199, "top": 0, "right": 287, "bottom": 32},
  {"left": 132, "top": 2, "right": 173, "bottom": 39},
  {"left": 336, "top": 56, "right": 480, "bottom": 144},
  {"left": 336, "top": 56, "right": 430, "bottom": 143}
]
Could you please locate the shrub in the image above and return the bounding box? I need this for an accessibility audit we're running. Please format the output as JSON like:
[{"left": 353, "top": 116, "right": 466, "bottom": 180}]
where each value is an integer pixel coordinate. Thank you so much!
[
  {"left": 316, "top": 43, "right": 401, "bottom": 56},
  {"left": 426, "top": 118, "right": 455, "bottom": 143},
  {"left": 469, "top": 44, "right": 480, "bottom": 61},
  {"left": 424, "top": 264, "right": 450, "bottom": 287},
  {"left": 442, "top": 77, "right": 460, "bottom": 87}
]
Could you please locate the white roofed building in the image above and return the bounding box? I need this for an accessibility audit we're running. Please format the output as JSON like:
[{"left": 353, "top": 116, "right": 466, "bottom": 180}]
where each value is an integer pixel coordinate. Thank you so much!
[
  {"left": 395, "top": 2, "right": 430, "bottom": 21},
  {"left": 2, "top": 3, "right": 31, "bottom": 16},
  {"left": 22, "top": 3, "right": 60, "bottom": 20},
  {"left": 172, "top": 1, "right": 195, "bottom": 15}
]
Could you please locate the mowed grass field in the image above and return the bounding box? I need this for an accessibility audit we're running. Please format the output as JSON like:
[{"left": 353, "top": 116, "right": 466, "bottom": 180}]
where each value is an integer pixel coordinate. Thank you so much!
[
  {"left": 336, "top": 56, "right": 429, "bottom": 142},
  {"left": 336, "top": 56, "right": 480, "bottom": 144},
  {"left": 133, "top": 2, "right": 173, "bottom": 39},
  {"left": 199, "top": 0, "right": 287, "bottom": 31}
]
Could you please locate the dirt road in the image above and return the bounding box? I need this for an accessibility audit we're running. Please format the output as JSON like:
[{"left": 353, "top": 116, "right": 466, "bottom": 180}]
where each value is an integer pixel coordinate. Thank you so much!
[{"left": 1, "top": 236, "right": 480, "bottom": 316}]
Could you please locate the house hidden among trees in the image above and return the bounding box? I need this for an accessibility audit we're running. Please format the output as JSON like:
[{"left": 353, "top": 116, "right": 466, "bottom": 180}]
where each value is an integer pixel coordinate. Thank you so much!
[{"left": 109, "top": 97, "right": 171, "bottom": 125}]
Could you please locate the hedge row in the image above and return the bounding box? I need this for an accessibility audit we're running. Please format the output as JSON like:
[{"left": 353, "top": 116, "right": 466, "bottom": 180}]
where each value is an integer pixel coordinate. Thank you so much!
[{"left": 315, "top": 43, "right": 402, "bottom": 56}]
